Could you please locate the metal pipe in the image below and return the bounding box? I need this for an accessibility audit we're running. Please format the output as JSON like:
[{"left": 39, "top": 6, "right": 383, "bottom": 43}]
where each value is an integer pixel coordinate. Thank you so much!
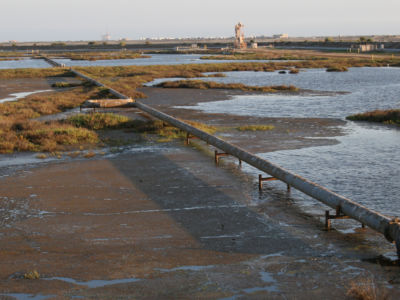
[
  {"left": 43, "top": 55, "right": 400, "bottom": 255},
  {"left": 134, "top": 100, "right": 400, "bottom": 254}
]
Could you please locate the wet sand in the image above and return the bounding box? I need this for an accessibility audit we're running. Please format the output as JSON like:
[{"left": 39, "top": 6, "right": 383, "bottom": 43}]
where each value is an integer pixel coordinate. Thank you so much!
[
  {"left": 139, "top": 87, "right": 346, "bottom": 153},
  {"left": 1, "top": 86, "right": 400, "bottom": 299},
  {"left": 0, "top": 78, "right": 82, "bottom": 100}
]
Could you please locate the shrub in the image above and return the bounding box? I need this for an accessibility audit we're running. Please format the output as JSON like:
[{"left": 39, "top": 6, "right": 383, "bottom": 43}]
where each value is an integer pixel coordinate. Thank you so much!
[{"left": 68, "top": 113, "right": 134, "bottom": 130}]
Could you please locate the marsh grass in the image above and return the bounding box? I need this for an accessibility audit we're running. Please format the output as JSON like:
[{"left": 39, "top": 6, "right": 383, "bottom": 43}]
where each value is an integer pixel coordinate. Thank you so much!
[
  {"left": 67, "top": 113, "right": 217, "bottom": 143},
  {"left": 0, "top": 68, "right": 72, "bottom": 79},
  {"left": 155, "top": 80, "right": 298, "bottom": 92},
  {"left": 346, "top": 278, "right": 388, "bottom": 300},
  {"left": 200, "top": 52, "right": 301, "bottom": 61},
  {"left": 3, "top": 53, "right": 400, "bottom": 153},
  {"left": 23, "top": 270, "right": 40, "bottom": 280},
  {"left": 74, "top": 55, "right": 400, "bottom": 100},
  {"left": 327, "top": 66, "right": 349, "bottom": 72},
  {"left": 56, "top": 51, "right": 150, "bottom": 61},
  {"left": 0, "top": 85, "right": 104, "bottom": 153},
  {"left": 51, "top": 81, "right": 83, "bottom": 88},
  {"left": 237, "top": 125, "right": 275, "bottom": 131},
  {"left": 68, "top": 113, "right": 134, "bottom": 130},
  {"left": 346, "top": 109, "right": 400, "bottom": 126}
]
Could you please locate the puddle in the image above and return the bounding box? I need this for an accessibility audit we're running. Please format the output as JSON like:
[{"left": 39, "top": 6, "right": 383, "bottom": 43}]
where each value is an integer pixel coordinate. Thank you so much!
[
  {"left": 0, "top": 294, "right": 55, "bottom": 300},
  {"left": 154, "top": 265, "right": 215, "bottom": 273},
  {"left": 243, "top": 286, "right": 279, "bottom": 293},
  {"left": 362, "top": 255, "right": 399, "bottom": 266},
  {"left": 44, "top": 277, "right": 140, "bottom": 288},
  {"left": 259, "top": 271, "right": 276, "bottom": 284},
  {"left": 82, "top": 204, "right": 248, "bottom": 216},
  {"left": 0, "top": 90, "right": 52, "bottom": 103}
]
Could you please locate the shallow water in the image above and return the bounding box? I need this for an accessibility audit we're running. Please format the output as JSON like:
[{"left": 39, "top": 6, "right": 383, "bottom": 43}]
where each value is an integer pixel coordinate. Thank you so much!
[
  {"left": 44, "top": 277, "right": 140, "bottom": 288},
  {"left": 53, "top": 54, "right": 286, "bottom": 67},
  {"left": 0, "top": 89, "right": 52, "bottom": 103},
  {"left": 242, "top": 122, "right": 400, "bottom": 217},
  {"left": 173, "top": 67, "right": 400, "bottom": 118},
  {"left": 0, "top": 294, "right": 54, "bottom": 300},
  {"left": 168, "top": 67, "right": 400, "bottom": 219},
  {"left": 0, "top": 59, "right": 50, "bottom": 69}
]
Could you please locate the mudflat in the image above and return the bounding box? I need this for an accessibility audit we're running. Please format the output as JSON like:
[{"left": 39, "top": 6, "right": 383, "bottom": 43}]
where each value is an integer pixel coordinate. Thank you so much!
[{"left": 0, "top": 86, "right": 399, "bottom": 299}]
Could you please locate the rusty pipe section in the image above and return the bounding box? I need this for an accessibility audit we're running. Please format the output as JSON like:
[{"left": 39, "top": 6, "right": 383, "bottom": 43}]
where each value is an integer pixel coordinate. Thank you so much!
[{"left": 134, "top": 100, "right": 400, "bottom": 251}]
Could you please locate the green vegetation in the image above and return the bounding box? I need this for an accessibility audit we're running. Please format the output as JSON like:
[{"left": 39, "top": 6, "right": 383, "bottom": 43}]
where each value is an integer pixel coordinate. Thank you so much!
[
  {"left": 24, "top": 270, "right": 40, "bottom": 280},
  {"left": 237, "top": 125, "right": 275, "bottom": 131},
  {"left": 0, "top": 68, "right": 72, "bottom": 79},
  {"left": 2, "top": 49, "right": 400, "bottom": 153},
  {"left": 200, "top": 52, "right": 300, "bottom": 61},
  {"left": 74, "top": 54, "right": 400, "bottom": 100},
  {"left": 51, "top": 81, "right": 83, "bottom": 88},
  {"left": 0, "top": 85, "right": 106, "bottom": 153},
  {"left": 68, "top": 113, "right": 134, "bottom": 130},
  {"left": 0, "top": 119, "right": 98, "bottom": 153},
  {"left": 56, "top": 51, "right": 150, "bottom": 61},
  {"left": 0, "top": 51, "right": 27, "bottom": 58},
  {"left": 155, "top": 80, "right": 298, "bottom": 92},
  {"left": 346, "top": 109, "right": 400, "bottom": 126}
]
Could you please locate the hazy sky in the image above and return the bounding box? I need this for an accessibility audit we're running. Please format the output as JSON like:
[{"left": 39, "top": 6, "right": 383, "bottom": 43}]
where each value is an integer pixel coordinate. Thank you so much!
[{"left": 2, "top": 0, "right": 399, "bottom": 42}]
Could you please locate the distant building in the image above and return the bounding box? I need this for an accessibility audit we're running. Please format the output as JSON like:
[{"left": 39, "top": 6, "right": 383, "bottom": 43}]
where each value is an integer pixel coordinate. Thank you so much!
[
  {"left": 234, "top": 22, "right": 247, "bottom": 49},
  {"left": 273, "top": 34, "right": 289, "bottom": 39},
  {"left": 102, "top": 33, "right": 111, "bottom": 41},
  {"left": 350, "top": 44, "right": 384, "bottom": 52},
  {"left": 250, "top": 42, "right": 258, "bottom": 49}
]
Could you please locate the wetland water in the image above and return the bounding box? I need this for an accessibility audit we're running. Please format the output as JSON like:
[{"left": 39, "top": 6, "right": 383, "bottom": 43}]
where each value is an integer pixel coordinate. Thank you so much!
[
  {"left": 0, "top": 58, "right": 50, "bottom": 69},
  {"left": 53, "top": 54, "right": 284, "bottom": 67},
  {"left": 167, "top": 67, "right": 400, "bottom": 218},
  {"left": 1, "top": 56, "right": 399, "bottom": 220}
]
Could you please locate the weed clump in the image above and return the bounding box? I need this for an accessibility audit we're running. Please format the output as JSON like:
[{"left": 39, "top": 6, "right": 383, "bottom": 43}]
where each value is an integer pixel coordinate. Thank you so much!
[
  {"left": 51, "top": 82, "right": 82, "bottom": 88},
  {"left": 24, "top": 270, "right": 40, "bottom": 280},
  {"left": 346, "top": 109, "right": 400, "bottom": 126},
  {"left": 155, "top": 80, "right": 298, "bottom": 93},
  {"left": 346, "top": 278, "right": 388, "bottom": 300},
  {"left": 326, "top": 66, "right": 349, "bottom": 72},
  {"left": 237, "top": 125, "right": 275, "bottom": 131},
  {"left": 68, "top": 113, "right": 134, "bottom": 130}
]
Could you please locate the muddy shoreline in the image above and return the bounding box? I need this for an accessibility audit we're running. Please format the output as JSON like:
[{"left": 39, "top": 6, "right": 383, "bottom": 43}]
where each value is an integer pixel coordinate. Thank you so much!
[{"left": 1, "top": 85, "right": 399, "bottom": 299}]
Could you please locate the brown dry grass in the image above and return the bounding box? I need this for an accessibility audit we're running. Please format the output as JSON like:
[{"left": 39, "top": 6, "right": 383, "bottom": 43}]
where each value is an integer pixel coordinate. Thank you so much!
[
  {"left": 346, "top": 278, "right": 388, "bottom": 300},
  {"left": 0, "top": 85, "right": 106, "bottom": 153},
  {"left": 0, "top": 68, "right": 72, "bottom": 79},
  {"left": 347, "top": 109, "right": 400, "bottom": 126},
  {"left": 55, "top": 51, "right": 150, "bottom": 61},
  {"left": 155, "top": 80, "right": 298, "bottom": 92}
]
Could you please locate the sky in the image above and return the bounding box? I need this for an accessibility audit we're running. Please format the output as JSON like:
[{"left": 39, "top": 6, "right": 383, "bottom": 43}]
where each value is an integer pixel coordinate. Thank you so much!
[{"left": 1, "top": 0, "right": 399, "bottom": 42}]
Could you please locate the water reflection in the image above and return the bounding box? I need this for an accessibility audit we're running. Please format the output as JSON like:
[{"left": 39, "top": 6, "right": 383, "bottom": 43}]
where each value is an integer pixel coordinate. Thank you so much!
[
  {"left": 242, "top": 123, "right": 400, "bottom": 216},
  {"left": 53, "top": 54, "right": 286, "bottom": 67},
  {"left": 0, "top": 59, "right": 50, "bottom": 69},
  {"left": 173, "top": 67, "right": 400, "bottom": 118}
]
